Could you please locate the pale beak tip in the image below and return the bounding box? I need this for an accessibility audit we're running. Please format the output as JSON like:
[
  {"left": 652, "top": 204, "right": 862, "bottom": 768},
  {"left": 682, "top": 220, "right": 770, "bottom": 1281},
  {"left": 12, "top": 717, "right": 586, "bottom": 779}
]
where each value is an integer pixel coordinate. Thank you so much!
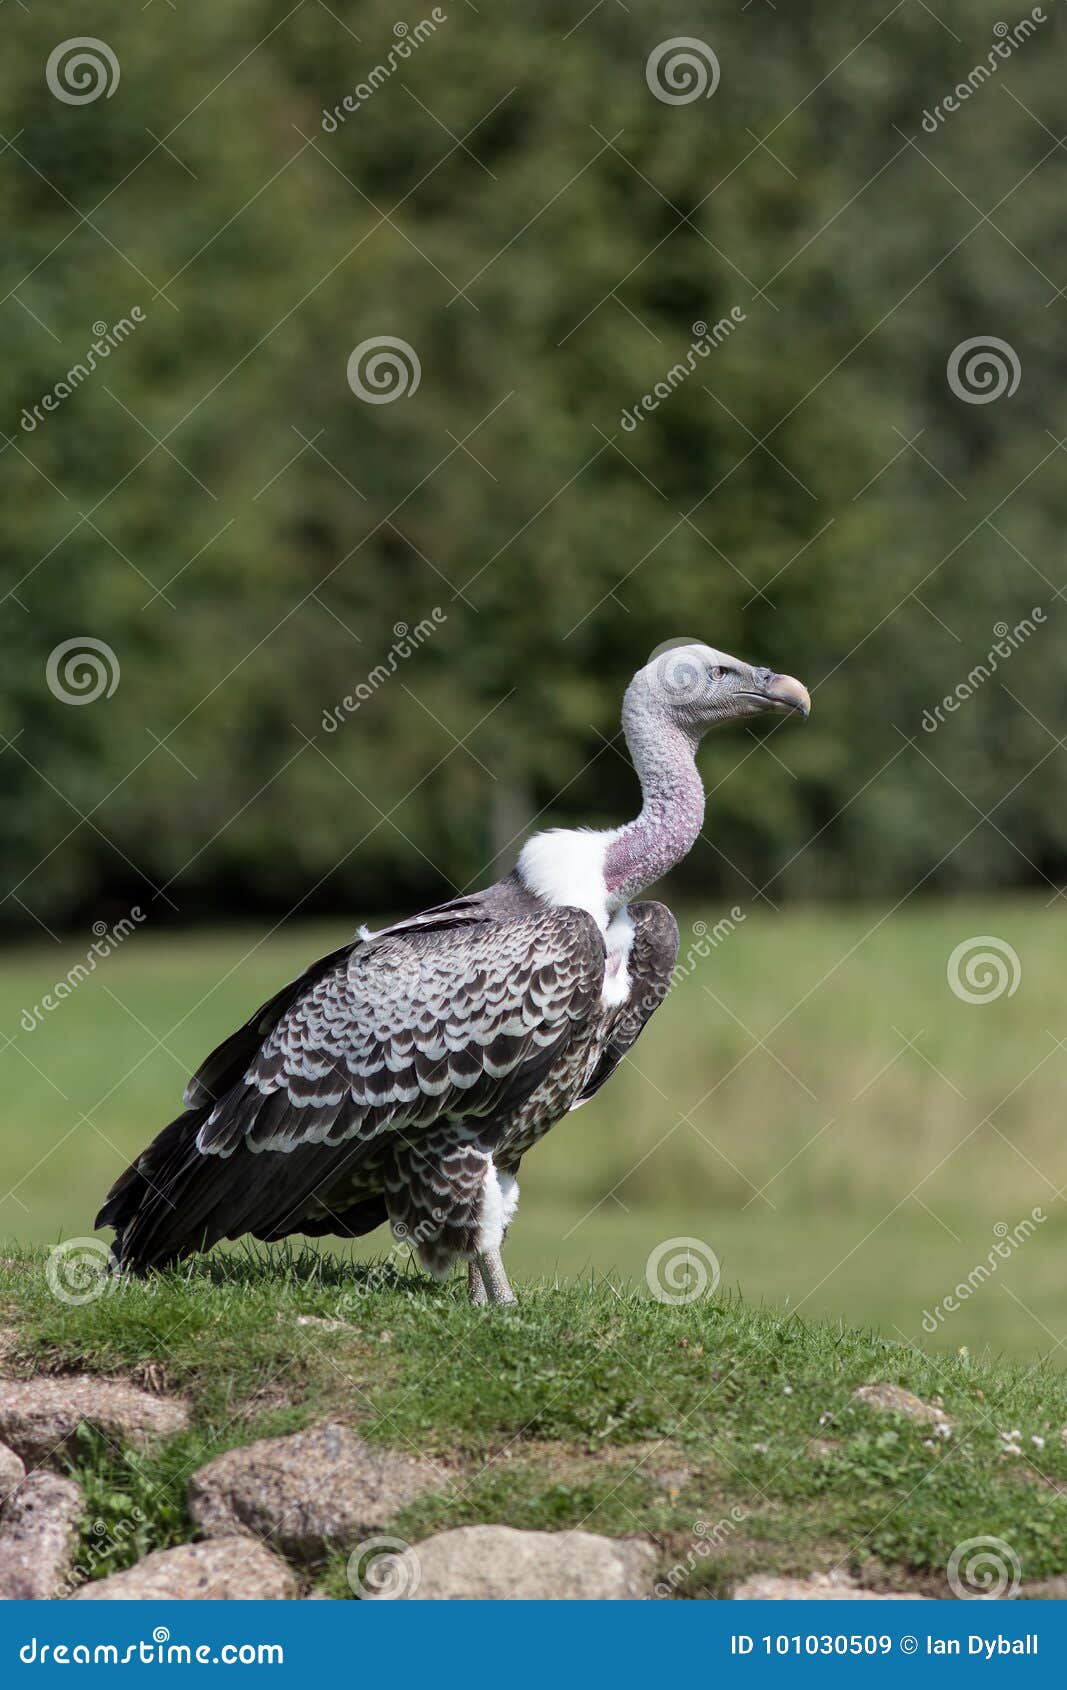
[{"left": 770, "top": 674, "right": 811, "bottom": 719}]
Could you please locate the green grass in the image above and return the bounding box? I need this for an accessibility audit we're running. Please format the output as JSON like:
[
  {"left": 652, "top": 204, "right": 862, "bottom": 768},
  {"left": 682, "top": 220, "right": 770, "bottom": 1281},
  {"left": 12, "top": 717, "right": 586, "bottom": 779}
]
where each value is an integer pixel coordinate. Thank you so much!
[
  {"left": 3, "top": 1248, "right": 1066, "bottom": 1598},
  {"left": 0, "top": 898, "right": 1064, "bottom": 1359}
]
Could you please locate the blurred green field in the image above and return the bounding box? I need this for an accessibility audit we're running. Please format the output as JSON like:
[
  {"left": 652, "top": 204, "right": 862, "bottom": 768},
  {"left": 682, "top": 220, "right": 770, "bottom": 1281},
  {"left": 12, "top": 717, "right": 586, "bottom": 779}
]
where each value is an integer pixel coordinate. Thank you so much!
[{"left": 1, "top": 897, "right": 1064, "bottom": 1362}]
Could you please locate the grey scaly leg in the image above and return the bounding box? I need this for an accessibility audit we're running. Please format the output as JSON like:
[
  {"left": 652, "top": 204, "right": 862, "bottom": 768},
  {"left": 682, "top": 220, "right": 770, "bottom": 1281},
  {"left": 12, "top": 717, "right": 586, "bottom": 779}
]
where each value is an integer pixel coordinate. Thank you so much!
[
  {"left": 468, "top": 1259, "right": 488, "bottom": 1305},
  {"left": 474, "top": 1246, "right": 517, "bottom": 1307}
]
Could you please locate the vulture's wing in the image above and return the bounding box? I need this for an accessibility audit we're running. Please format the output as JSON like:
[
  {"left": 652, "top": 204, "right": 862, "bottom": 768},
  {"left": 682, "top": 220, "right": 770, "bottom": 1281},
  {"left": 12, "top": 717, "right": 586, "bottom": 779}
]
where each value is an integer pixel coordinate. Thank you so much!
[
  {"left": 181, "top": 941, "right": 355, "bottom": 1110},
  {"left": 182, "top": 893, "right": 492, "bottom": 1109},
  {"left": 571, "top": 901, "right": 679, "bottom": 1107},
  {"left": 100, "top": 902, "right": 604, "bottom": 1268},
  {"left": 200, "top": 903, "right": 603, "bottom": 1156}
]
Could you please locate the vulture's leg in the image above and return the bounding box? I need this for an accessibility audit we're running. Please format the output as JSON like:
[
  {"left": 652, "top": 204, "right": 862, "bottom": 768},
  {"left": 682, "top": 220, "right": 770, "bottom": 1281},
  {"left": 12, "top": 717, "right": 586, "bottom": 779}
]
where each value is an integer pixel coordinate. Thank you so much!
[
  {"left": 467, "top": 1259, "right": 488, "bottom": 1305},
  {"left": 474, "top": 1247, "right": 517, "bottom": 1307}
]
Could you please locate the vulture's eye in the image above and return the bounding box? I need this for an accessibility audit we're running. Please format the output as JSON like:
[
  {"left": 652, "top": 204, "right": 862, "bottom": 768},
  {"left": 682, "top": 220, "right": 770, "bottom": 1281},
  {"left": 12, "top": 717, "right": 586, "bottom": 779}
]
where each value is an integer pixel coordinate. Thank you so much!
[{"left": 710, "top": 665, "right": 726, "bottom": 681}]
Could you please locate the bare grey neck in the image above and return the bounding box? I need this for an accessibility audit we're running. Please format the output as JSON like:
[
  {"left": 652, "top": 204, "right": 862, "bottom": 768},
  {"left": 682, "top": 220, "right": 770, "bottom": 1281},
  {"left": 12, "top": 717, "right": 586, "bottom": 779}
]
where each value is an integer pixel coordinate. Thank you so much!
[{"left": 603, "top": 691, "right": 706, "bottom": 908}]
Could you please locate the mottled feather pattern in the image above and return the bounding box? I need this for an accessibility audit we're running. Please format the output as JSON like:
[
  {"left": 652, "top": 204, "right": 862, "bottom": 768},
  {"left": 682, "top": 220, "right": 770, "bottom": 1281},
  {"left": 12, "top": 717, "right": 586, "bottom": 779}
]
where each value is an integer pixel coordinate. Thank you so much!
[
  {"left": 495, "top": 902, "right": 680, "bottom": 1164},
  {"left": 99, "top": 885, "right": 678, "bottom": 1277},
  {"left": 98, "top": 641, "right": 807, "bottom": 1289},
  {"left": 572, "top": 901, "right": 679, "bottom": 1109},
  {"left": 196, "top": 905, "right": 604, "bottom": 1161}
]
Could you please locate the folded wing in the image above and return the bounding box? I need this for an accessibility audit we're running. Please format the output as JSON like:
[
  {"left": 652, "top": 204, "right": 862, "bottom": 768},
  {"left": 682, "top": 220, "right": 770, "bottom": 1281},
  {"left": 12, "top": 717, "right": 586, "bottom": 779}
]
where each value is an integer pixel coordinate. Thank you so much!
[{"left": 100, "top": 902, "right": 605, "bottom": 1268}]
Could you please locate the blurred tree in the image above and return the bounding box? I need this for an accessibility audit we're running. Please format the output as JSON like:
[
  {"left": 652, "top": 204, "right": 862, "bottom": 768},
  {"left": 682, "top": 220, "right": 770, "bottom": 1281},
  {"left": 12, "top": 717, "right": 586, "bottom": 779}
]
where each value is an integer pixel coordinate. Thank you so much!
[{"left": 1, "top": 0, "right": 1065, "bottom": 931}]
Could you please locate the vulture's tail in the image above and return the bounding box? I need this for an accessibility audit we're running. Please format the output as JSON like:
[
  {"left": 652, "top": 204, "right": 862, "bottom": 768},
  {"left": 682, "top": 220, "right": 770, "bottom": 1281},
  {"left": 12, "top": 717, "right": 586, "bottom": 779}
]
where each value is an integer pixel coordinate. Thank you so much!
[
  {"left": 98, "top": 1108, "right": 391, "bottom": 1274},
  {"left": 96, "top": 1108, "right": 214, "bottom": 1274}
]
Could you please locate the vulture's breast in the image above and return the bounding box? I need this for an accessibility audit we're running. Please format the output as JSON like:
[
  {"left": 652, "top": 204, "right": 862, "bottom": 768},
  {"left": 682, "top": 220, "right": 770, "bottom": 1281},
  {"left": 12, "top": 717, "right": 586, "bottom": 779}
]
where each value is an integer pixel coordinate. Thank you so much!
[{"left": 600, "top": 907, "right": 635, "bottom": 1008}]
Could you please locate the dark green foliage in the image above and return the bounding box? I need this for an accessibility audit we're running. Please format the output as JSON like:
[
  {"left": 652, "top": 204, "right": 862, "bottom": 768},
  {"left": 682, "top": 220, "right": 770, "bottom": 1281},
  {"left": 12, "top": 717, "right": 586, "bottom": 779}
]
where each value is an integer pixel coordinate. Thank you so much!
[{"left": 2, "top": 3, "right": 1065, "bottom": 928}]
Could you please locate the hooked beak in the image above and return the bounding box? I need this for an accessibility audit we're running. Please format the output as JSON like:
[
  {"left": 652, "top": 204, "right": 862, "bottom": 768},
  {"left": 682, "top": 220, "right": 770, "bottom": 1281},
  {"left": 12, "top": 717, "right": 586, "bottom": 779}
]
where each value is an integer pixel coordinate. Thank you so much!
[{"left": 741, "top": 672, "right": 811, "bottom": 719}]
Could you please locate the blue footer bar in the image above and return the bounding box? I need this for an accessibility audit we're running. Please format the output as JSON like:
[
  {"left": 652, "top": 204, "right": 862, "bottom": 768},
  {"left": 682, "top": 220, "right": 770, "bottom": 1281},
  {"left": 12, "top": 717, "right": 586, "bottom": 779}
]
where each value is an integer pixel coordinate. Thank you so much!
[{"left": 1, "top": 1599, "right": 1062, "bottom": 1684}]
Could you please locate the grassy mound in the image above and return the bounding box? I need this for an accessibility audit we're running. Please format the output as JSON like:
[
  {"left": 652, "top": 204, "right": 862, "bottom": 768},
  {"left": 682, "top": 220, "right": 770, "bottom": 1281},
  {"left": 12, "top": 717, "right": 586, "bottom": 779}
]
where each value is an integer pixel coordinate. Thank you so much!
[{"left": 2, "top": 1246, "right": 1065, "bottom": 1598}]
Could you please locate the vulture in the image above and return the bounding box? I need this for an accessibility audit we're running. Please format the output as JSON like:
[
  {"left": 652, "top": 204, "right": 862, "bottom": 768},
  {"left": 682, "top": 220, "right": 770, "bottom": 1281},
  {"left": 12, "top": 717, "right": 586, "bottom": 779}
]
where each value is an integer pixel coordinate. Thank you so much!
[{"left": 98, "top": 644, "right": 809, "bottom": 1304}]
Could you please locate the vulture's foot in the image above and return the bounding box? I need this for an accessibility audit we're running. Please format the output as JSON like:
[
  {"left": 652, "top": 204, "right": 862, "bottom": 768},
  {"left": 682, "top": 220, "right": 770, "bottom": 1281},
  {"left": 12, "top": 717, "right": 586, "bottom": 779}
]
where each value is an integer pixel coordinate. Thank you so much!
[
  {"left": 467, "top": 1259, "right": 488, "bottom": 1305},
  {"left": 473, "top": 1247, "right": 517, "bottom": 1307}
]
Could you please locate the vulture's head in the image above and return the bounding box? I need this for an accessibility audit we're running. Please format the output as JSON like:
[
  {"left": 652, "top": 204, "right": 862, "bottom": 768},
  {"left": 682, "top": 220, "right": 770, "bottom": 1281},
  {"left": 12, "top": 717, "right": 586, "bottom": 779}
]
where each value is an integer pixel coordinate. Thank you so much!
[{"left": 626, "top": 640, "right": 811, "bottom": 742}]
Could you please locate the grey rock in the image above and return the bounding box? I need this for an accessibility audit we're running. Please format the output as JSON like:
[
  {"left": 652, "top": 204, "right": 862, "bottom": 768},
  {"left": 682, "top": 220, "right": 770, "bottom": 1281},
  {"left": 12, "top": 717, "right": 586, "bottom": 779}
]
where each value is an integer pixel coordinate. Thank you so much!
[
  {"left": 0, "top": 1443, "right": 25, "bottom": 1507},
  {"left": 189, "top": 1423, "right": 441, "bottom": 1559},
  {"left": 0, "top": 1472, "right": 82, "bottom": 1599},
  {"left": 0, "top": 1329, "right": 18, "bottom": 1373},
  {"left": 0, "top": 1377, "right": 187, "bottom": 1465},
  {"left": 396, "top": 1524, "right": 656, "bottom": 1600},
  {"left": 71, "top": 1538, "right": 297, "bottom": 1601},
  {"left": 853, "top": 1383, "right": 952, "bottom": 1430},
  {"left": 735, "top": 1573, "right": 927, "bottom": 1600}
]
